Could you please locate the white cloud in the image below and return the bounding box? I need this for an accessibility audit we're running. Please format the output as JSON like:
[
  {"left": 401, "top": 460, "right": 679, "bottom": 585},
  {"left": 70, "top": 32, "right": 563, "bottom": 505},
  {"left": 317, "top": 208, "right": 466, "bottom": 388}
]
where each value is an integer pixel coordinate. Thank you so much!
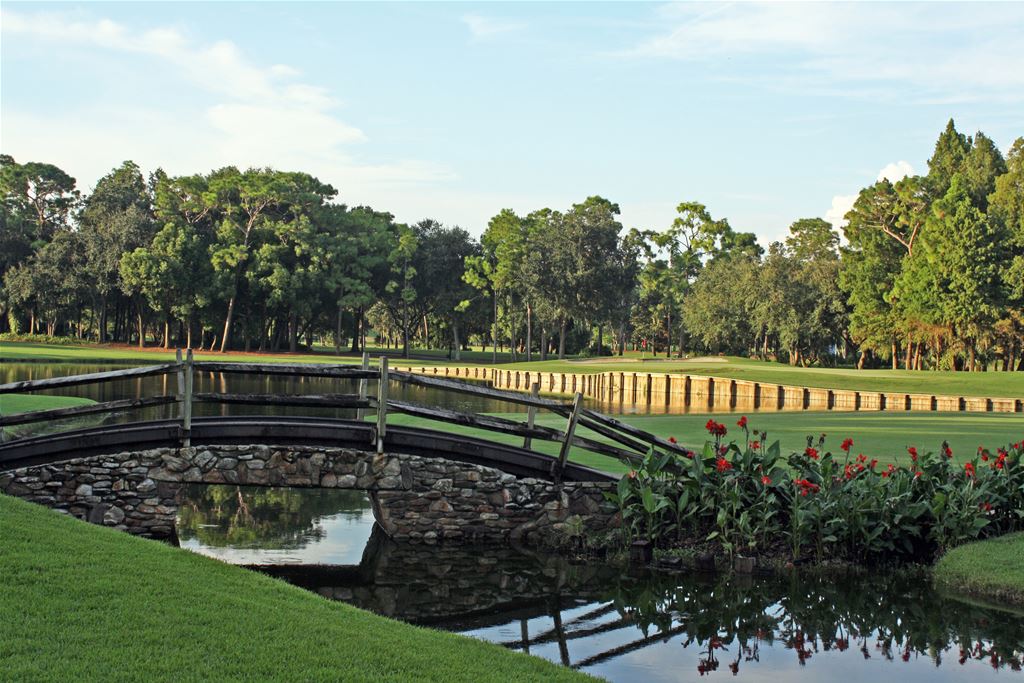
[
  {"left": 624, "top": 2, "right": 1024, "bottom": 100},
  {"left": 876, "top": 160, "right": 914, "bottom": 184},
  {"left": 461, "top": 13, "right": 525, "bottom": 40},
  {"left": 1, "top": 9, "right": 453, "bottom": 201},
  {"left": 825, "top": 160, "right": 918, "bottom": 229},
  {"left": 825, "top": 194, "right": 857, "bottom": 229}
]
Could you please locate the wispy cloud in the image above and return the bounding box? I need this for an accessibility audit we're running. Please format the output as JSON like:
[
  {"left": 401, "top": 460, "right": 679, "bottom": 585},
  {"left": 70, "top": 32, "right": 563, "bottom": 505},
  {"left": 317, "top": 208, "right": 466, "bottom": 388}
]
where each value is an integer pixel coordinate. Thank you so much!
[
  {"left": 621, "top": 2, "right": 1024, "bottom": 101},
  {"left": 1, "top": 9, "right": 453, "bottom": 196},
  {"left": 461, "top": 12, "right": 525, "bottom": 41}
]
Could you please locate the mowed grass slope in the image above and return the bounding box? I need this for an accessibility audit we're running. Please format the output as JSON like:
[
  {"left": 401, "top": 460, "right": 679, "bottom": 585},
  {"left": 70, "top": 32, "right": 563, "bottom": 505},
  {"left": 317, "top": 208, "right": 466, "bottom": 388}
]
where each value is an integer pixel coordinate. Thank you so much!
[
  {"left": 935, "top": 532, "right": 1024, "bottom": 605},
  {"left": 0, "top": 494, "right": 593, "bottom": 683}
]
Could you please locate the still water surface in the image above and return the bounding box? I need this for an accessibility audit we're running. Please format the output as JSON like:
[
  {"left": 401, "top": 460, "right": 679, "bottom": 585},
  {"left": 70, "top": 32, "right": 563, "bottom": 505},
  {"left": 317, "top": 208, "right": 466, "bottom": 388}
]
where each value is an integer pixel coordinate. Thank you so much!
[{"left": 178, "top": 484, "right": 1024, "bottom": 682}]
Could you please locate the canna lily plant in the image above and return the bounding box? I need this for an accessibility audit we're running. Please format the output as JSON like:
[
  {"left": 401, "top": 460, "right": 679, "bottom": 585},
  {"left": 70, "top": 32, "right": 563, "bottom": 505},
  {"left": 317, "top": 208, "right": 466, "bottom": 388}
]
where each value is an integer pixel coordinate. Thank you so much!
[{"left": 605, "top": 417, "right": 1024, "bottom": 564}]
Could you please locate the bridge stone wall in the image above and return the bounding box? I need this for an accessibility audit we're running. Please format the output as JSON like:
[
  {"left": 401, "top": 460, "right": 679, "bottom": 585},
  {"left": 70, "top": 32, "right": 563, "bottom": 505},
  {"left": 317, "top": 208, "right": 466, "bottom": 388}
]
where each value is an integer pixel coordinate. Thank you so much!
[{"left": 0, "top": 445, "right": 619, "bottom": 546}]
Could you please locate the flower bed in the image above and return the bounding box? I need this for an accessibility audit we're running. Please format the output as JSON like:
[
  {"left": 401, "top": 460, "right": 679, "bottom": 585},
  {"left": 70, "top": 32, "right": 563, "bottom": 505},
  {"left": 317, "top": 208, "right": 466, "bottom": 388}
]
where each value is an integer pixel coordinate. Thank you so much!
[{"left": 607, "top": 417, "right": 1024, "bottom": 563}]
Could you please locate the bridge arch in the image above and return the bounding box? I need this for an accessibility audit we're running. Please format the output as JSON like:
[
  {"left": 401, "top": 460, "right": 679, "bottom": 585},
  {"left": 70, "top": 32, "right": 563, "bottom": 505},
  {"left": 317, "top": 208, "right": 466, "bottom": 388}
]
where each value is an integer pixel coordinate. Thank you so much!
[{"left": 0, "top": 418, "right": 619, "bottom": 546}]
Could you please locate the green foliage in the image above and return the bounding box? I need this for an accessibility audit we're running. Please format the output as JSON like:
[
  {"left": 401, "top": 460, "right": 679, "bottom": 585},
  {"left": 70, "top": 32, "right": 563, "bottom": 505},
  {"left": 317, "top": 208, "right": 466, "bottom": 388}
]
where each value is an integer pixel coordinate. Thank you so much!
[
  {"left": 1, "top": 118, "right": 1021, "bottom": 371},
  {"left": 606, "top": 416, "right": 1024, "bottom": 563}
]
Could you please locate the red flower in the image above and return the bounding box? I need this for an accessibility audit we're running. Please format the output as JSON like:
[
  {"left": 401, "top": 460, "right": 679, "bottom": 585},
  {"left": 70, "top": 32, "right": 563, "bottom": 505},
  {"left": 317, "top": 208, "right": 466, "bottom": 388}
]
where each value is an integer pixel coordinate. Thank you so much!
[
  {"left": 704, "top": 419, "right": 727, "bottom": 437},
  {"left": 794, "top": 478, "right": 819, "bottom": 496},
  {"left": 805, "top": 447, "right": 819, "bottom": 460},
  {"left": 980, "top": 502, "right": 994, "bottom": 512},
  {"left": 881, "top": 470, "right": 890, "bottom": 478},
  {"left": 869, "top": 458, "right": 878, "bottom": 469},
  {"left": 716, "top": 457, "right": 732, "bottom": 473},
  {"left": 668, "top": 436, "right": 677, "bottom": 444},
  {"left": 737, "top": 416, "right": 748, "bottom": 429},
  {"left": 965, "top": 462, "right": 975, "bottom": 478},
  {"left": 907, "top": 446, "right": 918, "bottom": 462},
  {"left": 761, "top": 475, "right": 771, "bottom": 485},
  {"left": 914, "top": 471, "right": 923, "bottom": 479},
  {"left": 750, "top": 440, "right": 761, "bottom": 450},
  {"left": 841, "top": 438, "right": 854, "bottom": 452},
  {"left": 982, "top": 453, "right": 989, "bottom": 461},
  {"left": 943, "top": 445, "right": 953, "bottom": 458}
]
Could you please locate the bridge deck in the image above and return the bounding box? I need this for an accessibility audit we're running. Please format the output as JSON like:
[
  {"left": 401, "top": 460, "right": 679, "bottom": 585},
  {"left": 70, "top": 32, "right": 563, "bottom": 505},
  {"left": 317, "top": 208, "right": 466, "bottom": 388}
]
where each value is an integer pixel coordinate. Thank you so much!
[{"left": 0, "top": 416, "right": 615, "bottom": 483}]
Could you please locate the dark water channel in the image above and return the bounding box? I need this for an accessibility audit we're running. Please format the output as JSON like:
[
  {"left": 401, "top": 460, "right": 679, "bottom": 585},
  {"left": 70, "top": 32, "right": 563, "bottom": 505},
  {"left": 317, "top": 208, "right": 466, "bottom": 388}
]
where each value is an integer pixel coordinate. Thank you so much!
[{"left": 176, "top": 484, "right": 1024, "bottom": 682}]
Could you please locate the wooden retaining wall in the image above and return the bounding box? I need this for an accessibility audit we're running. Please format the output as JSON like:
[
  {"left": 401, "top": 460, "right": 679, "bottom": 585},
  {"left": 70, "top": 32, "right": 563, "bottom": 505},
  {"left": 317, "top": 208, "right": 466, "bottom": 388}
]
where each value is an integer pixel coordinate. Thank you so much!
[{"left": 405, "top": 366, "right": 1024, "bottom": 415}]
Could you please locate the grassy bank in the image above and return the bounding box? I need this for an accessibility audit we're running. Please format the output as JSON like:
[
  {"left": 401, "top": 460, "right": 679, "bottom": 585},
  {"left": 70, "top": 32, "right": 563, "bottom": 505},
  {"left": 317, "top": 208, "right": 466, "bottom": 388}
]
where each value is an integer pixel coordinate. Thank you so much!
[
  {"left": 0, "top": 494, "right": 592, "bottom": 682},
  {"left": 5, "top": 342, "right": 1024, "bottom": 398},
  {"left": 935, "top": 533, "right": 1024, "bottom": 605},
  {"left": 0, "top": 394, "right": 93, "bottom": 416}
]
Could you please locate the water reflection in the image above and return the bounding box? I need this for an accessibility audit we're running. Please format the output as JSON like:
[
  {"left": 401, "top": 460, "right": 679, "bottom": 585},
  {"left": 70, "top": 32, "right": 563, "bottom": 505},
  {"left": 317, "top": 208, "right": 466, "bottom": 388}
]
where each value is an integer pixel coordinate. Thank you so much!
[{"left": 177, "top": 484, "right": 375, "bottom": 565}]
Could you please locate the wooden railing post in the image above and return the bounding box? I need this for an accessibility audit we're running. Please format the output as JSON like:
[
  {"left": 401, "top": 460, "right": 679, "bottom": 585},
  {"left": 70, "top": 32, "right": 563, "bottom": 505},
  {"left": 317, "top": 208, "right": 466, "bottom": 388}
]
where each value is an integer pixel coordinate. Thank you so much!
[
  {"left": 522, "top": 382, "right": 541, "bottom": 450},
  {"left": 182, "top": 349, "right": 194, "bottom": 447},
  {"left": 552, "top": 392, "right": 584, "bottom": 483},
  {"left": 376, "top": 356, "right": 388, "bottom": 454},
  {"left": 175, "top": 349, "right": 186, "bottom": 446},
  {"left": 356, "top": 352, "right": 369, "bottom": 421}
]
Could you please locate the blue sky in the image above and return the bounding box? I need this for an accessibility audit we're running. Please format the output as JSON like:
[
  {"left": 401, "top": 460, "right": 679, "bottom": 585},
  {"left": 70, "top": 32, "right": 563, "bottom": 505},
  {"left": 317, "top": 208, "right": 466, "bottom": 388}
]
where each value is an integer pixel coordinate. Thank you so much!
[{"left": 2, "top": 2, "right": 1022, "bottom": 244}]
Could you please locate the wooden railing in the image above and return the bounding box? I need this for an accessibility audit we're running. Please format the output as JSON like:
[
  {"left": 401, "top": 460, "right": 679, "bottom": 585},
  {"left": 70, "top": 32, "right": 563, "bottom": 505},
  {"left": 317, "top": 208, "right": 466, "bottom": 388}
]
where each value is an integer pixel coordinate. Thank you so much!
[{"left": 0, "top": 351, "right": 689, "bottom": 479}]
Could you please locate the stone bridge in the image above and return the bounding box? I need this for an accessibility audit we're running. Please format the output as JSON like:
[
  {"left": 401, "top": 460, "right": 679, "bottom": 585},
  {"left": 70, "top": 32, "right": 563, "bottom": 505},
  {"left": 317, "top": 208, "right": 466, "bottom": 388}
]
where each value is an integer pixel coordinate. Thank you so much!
[{"left": 0, "top": 441, "right": 620, "bottom": 546}]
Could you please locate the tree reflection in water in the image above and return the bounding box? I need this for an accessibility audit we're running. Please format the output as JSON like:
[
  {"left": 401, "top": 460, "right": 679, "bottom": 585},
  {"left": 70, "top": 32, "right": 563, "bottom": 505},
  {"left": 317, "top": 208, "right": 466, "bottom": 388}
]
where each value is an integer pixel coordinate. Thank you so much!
[
  {"left": 176, "top": 484, "right": 372, "bottom": 550},
  {"left": 576, "top": 569, "right": 1024, "bottom": 677}
]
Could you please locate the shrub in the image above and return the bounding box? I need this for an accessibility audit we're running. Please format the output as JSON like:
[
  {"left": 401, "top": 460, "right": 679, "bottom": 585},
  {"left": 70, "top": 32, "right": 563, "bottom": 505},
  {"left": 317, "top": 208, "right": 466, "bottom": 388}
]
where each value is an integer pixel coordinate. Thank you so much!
[{"left": 0, "top": 333, "right": 88, "bottom": 346}]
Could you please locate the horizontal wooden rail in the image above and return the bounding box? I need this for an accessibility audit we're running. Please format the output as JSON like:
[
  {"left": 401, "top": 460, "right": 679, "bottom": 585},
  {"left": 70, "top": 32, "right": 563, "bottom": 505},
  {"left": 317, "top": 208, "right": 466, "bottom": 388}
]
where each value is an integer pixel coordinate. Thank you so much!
[
  {"left": 0, "top": 395, "right": 180, "bottom": 427},
  {"left": 192, "top": 362, "right": 377, "bottom": 379},
  {"left": 387, "top": 399, "right": 559, "bottom": 441},
  {"left": 390, "top": 370, "right": 568, "bottom": 410},
  {"left": 0, "top": 363, "right": 182, "bottom": 394},
  {"left": 575, "top": 415, "right": 650, "bottom": 455},
  {"left": 579, "top": 408, "right": 692, "bottom": 459},
  {"left": 192, "top": 392, "right": 374, "bottom": 409},
  {"left": 387, "top": 398, "right": 642, "bottom": 465}
]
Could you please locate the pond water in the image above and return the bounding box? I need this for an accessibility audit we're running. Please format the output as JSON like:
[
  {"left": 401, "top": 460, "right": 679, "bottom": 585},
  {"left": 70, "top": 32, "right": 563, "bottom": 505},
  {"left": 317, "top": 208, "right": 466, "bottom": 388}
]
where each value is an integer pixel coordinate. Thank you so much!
[{"left": 177, "top": 484, "right": 1024, "bottom": 682}]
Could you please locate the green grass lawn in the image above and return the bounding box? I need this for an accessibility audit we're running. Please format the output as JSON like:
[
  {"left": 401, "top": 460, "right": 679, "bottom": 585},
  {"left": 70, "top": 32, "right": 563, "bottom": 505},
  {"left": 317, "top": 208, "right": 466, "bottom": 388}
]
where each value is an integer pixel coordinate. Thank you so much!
[
  {"left": 0, "top": 494, "right": 592, "bottom": 682},
  {"left": 387, "top": 410, "right": 1024, "bottom": 474},
  {"left": 503, "top": 355, "right": 1024, "bottom": 398},
  {"left": 935, "top": 532, "right": 1024, "bottom": 605},
  {"left": 0, "top": 393, "right": 93, "bottom": 416},
  {"left": 0, "top": 340, "right": 517, "bottom": 366}
]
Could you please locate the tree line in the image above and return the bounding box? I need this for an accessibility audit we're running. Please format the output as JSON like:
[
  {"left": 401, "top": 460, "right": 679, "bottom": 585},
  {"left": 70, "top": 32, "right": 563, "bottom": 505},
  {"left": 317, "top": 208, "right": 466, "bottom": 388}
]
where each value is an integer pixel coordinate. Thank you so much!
[{"left": 1, "top": 119, "right": 1021, "bottom": 370}]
